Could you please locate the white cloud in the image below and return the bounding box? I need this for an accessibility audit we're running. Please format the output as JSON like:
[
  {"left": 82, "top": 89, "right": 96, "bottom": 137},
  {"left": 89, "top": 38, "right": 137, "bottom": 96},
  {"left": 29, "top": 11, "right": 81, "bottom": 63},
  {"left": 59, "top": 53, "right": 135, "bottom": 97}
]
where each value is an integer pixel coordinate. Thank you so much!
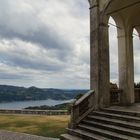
[
  {"left": 0, "top": 0, "right": 90, "bottom": 89},
  {"left": 0, "top": 0, "right": 139, "bottom": 89}
]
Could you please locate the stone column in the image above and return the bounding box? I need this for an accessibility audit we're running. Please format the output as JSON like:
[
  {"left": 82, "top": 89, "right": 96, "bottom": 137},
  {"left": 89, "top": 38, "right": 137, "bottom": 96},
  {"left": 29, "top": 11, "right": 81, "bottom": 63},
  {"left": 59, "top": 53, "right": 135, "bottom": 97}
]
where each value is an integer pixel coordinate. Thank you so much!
[
  {"left": 90, "top": 4, "right": 110, "bottom": 109},
  {"left": 90, "top": 3, "right": 99, "bottom": 109},
  {"left": 118, "top": 29, "right": 135, "bottom": 105},
  {"left": 98, "top": 23, "right": 110, "bottom": 108}
]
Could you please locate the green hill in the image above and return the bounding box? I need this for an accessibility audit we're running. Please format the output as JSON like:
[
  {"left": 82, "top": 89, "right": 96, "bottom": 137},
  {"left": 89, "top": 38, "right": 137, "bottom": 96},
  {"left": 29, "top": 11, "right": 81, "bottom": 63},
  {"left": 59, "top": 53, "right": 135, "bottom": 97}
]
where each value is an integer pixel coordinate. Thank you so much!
[{"left": 0, "top": 85, "right": 88, "bottom": 102}]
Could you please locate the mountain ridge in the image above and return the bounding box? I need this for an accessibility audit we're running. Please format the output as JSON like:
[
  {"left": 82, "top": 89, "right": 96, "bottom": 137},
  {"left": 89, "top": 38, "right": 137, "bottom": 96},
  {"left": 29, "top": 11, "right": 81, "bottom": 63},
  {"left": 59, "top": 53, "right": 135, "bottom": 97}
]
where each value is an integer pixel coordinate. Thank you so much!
[{"left": 0, "top": 85, "right": 88, "bottom": 102}]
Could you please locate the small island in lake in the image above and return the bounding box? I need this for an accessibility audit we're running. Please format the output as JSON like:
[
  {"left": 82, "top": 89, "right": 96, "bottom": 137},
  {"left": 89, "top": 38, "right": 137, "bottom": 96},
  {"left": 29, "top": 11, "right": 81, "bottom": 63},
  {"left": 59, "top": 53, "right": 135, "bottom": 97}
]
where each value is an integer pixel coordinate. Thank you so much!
[{"left": 24, "top": 102, "right": 72, "bottom": 111}]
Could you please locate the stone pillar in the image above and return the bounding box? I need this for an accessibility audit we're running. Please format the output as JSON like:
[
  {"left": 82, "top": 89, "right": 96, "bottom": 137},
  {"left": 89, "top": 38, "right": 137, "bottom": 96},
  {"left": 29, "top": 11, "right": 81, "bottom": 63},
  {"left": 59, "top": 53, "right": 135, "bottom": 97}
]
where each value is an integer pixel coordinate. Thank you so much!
[
  {"left": 98, "top": 23, "right": 110, "bottom": 108},
  {"left": 118, "top": 29, "right": 135, "bottom": 105},
  {"left": 90, "top": 4, "right": 110, "bottom": 109},
  {"left": 90, "top": 3, "right": 99, "bottom": 109}
]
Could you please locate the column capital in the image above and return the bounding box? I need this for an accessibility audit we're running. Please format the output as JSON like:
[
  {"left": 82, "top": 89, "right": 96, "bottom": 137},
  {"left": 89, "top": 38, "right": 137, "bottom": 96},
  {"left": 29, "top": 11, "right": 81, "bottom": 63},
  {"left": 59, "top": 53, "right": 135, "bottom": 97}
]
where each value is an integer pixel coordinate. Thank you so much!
[
  {"left": 99, "top": 23, "right": 109, "bottom": 28},
  {"left": 89, "top": 4, "right": 99, "bottom": 10},
  {"left": 90, "top": 23, "right": 109, "bottom": 33},
  {"left": 117, "top": 35, "right": 133, "bottom": 39},
  {"left": 88, "top": 0, "right": 99, "bottom": 9}
]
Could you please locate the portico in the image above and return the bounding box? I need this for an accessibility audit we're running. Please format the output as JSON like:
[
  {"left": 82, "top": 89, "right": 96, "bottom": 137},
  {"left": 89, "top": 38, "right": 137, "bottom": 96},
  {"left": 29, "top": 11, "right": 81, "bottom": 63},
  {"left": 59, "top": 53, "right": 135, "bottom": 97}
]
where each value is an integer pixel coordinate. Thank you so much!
[{"left": 89, "top": 0, "right": 140, "bottom": 108}]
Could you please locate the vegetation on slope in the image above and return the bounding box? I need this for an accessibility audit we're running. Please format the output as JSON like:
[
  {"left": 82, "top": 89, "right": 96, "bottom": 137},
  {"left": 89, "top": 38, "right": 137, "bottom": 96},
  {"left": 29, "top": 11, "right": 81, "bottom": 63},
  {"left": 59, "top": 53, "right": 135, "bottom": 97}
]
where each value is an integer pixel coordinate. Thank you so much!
[
  {"left": 134, "top": 82, "right": 140, "bottom": 88},
  {"left": 25, "top": 102, "right": 72, "bottom": 110},
  {"left": 0, "top": 85, "right": 88, "bottom": 102}
]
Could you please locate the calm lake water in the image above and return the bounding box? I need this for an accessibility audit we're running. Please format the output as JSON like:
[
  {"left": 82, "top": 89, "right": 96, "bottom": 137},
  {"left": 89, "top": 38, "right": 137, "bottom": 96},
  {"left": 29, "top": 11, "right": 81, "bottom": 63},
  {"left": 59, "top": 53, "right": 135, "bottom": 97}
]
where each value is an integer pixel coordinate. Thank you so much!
[{"left": 0, "top": 99, "right": 73, "bottom": 110}]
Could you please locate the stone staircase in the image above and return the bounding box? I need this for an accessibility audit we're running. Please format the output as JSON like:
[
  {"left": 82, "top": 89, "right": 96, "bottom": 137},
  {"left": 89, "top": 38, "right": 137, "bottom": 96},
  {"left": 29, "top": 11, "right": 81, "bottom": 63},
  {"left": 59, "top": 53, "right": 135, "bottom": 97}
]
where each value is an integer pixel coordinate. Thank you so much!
[{"left": 61, "top": 108, "right": 140, "bottom": 140}]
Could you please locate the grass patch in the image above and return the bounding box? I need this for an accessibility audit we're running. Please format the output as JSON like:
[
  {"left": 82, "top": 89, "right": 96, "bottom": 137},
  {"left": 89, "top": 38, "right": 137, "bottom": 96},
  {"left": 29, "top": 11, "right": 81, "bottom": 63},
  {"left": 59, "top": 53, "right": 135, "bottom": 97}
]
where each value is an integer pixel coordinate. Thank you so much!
[{"left": 0, "top": 114, "right": 69, "bottom": 138}]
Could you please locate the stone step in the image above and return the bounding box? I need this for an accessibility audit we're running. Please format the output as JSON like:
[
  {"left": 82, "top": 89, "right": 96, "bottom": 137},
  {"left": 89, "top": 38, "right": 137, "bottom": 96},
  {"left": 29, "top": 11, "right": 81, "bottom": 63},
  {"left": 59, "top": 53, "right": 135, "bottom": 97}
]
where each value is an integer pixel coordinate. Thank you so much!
[
  {"left": 101, "top": 108, "right": 140, "bottom": 117},
  {"left": 82, "top": 120, "right": 140, "bottom": 138},
  {"left": 60, "top": 134, "right": 82, "bottom": 140},
  {"left": 61, "top": 108, "right": 140, "bottom": 140},
  {"left": 87, "top": 115, "right": 140, "bottom": 130},
  {"left": 67, "top": 128, "right": 110, "bottom": 140},
  {"left": 78, "top": 124, "right": 138, "bottom": 140},
  {"left": 92, "top": 111, "right": 140, "bottom": 123}
]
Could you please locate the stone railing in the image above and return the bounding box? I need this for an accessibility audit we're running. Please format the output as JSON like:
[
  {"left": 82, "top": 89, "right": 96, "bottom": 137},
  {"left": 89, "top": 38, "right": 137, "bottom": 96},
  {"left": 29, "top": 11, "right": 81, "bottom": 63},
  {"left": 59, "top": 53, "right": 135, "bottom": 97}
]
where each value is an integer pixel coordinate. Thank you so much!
[
  {"left": 110, "top": 88, "right": 140, "bottom": 104},
  {"left": 69, "top": 90, "right": 95, "bottom": 128},
  {"left": 110, "top": 89, "right": 123, "bottom": 105},
  {"left": 135, "top": 88, "right": 140, "bottom": 102},
  {"left": 0, "top": 109, "right": 68, "bottom": 115}
]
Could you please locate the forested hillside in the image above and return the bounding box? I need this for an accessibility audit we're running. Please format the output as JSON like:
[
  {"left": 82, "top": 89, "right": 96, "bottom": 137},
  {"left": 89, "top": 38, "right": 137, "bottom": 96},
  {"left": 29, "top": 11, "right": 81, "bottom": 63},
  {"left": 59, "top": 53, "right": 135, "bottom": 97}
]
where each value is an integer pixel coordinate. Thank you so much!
[{"left": 0, "top": 85, "right": 88, "bottom": 102}]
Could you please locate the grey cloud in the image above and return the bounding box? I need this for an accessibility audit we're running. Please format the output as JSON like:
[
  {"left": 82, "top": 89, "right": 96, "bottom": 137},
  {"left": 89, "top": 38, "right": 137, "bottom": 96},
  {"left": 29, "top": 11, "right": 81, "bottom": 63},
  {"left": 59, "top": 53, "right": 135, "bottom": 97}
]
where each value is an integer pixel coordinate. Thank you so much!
[
  {"left": 0, "top": 72, "right": 28, "bottom": 80},
  {"left": 0, "top": 25, "right": 73, "bottom": 60},
  {"left": 66, "top": 0, "right": 89, "bottom": 18},
  {"left": 0, "top": 50, "right": 65, "bottom": 72},
  {"left": 2, "top": 0, "right": 140, "bottom": 88},
  {"left": 0, "top": 0, "right": 75, "bottom": 62},
  {"left": 0, "top": 0, "right": 90, "bottom": 88}
]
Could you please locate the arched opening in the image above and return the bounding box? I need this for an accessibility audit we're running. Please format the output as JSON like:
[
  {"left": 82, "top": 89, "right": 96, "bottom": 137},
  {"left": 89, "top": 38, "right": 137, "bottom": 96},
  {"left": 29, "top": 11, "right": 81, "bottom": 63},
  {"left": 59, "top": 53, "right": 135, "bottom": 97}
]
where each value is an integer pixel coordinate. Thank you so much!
[
  {"left": 109, "top": 17, "right": 118, "bottom": 86},
  {"left": 133, "top": 28, "right": 140, "bottom": 102},
  {"left": 133, "top": 29, "right": 140, "bottom": 84}
]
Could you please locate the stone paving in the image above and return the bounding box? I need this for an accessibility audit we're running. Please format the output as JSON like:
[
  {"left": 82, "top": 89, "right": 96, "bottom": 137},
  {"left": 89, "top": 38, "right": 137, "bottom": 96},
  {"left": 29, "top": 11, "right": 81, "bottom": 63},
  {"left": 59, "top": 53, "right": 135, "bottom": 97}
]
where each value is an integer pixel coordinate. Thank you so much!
[
  {"left": 109, "top": 103, "right": 140, "bottom": 112},
  {"left": 0, "top": 130, "right": 59, "bottom": 140}
]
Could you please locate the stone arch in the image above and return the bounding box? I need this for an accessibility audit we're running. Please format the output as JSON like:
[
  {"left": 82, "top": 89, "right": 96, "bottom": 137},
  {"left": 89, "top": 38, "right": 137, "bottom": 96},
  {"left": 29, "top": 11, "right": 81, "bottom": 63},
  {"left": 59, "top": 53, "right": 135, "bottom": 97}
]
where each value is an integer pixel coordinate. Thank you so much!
[
  {"left": 104, "top": 0, "right": 136, "bottom": 105},
  {"left": 108, "top": 16, "right": 118, "bottom": 85},
  {"left": 133, "top": 28, "right": 140, "bottom": 89}
]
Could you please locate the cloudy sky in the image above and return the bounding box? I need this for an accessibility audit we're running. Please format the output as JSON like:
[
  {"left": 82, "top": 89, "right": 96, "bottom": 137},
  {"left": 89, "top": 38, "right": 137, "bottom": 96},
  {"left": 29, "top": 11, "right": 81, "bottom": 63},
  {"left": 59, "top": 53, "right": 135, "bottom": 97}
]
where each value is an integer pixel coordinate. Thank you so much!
[{"left": 0, "top": 0, "right": 139, "bottom": 89}]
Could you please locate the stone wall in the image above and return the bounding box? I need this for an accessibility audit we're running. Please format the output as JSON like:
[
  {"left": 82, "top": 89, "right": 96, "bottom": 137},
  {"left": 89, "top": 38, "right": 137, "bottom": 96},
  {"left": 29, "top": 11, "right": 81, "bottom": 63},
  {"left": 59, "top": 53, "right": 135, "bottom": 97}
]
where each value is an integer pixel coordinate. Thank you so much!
[
  {"left": 135, "top": 88, "right": 140, "bottom": 103},
  {"left": 0, "top": 109, "right": 69, "bottom": 115}
]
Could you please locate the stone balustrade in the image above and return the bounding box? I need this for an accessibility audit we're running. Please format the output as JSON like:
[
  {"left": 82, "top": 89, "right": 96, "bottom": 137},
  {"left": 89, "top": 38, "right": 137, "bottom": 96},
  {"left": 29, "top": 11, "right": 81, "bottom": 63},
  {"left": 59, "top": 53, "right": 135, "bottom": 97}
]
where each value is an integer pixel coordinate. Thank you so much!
[
  {"left": 135, "top": 88, "right": 140, "bottom": 103},
  {"left": 110, "top": 88, "right": 140, "bottom": 105},
  {"left": 69, "top": 90, "right": 95, "bottom": 128},
  {"left": 110, "top": 89, "right": 123, "bottom": 105},
  {"left": 0, "top": 109, "right": 68, "bottom": 115}
]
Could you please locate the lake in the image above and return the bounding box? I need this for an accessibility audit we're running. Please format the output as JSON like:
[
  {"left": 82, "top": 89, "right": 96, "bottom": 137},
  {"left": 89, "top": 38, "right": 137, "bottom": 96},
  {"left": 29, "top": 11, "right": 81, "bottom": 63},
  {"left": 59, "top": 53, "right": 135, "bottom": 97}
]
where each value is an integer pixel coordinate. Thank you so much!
[{"left": 0, "top": 99, "right": 73, "bottom": 110}]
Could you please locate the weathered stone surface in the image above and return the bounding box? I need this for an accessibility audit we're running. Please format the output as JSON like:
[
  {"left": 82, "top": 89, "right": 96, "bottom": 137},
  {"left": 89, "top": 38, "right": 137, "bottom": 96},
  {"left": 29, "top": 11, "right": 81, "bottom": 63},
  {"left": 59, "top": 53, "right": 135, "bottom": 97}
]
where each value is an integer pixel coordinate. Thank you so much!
[
  {"left": 61, "top": 104, "right": 140, "bottom": 140},
  {"left": 90, "top": 0, "right": 110, "bottom": 109},
  {"left": 89, "top": 0, "right": 140, "bottom": 107}
]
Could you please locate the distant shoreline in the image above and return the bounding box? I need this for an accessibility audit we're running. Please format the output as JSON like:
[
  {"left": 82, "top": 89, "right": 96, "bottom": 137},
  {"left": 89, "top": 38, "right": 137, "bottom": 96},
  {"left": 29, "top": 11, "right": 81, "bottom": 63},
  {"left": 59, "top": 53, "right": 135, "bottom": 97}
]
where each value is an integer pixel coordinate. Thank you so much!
[
  {"left": 0, "top": 99, "right": 74, "bottom": 110},
  {"left": 0, "top": 84, "right": 88, "bottom": 103},
  {"left": 0, "top": 98, "right": 70, "bottom": 104}
]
